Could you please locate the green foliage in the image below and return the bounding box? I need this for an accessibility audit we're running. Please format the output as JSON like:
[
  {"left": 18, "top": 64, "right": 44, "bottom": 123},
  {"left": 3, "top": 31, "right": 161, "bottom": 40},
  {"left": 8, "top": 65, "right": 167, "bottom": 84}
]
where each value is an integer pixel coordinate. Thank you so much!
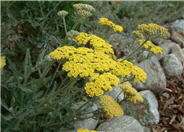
[
  {"left": 1, "top": 1, "right": 184, "bottom": 131},
  {"left": 116, "top": 1, "right": 184, "bottom": 32}
]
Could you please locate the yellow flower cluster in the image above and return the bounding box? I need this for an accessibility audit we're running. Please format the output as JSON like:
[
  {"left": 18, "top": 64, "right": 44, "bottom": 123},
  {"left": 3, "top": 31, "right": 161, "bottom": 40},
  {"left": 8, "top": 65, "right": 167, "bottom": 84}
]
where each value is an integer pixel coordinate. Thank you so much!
[
  {"left": 1, "top": 56, "right": 6, "bottom": 69},
  {"left": 99, "top": 95, "right": 124, "bottom": 118},
  {"left": 85, "top": 73, "right": 120, "bottom": 97},
  {"left": 132, "top": 30, "right": 144, "bottom": 39},
  {"left": 75, "top": 32, "right": 114, "bottom": 54},
  {"left": 73, "top": 3, "right": 95, "bottom": 17},
  {"left": 136, "top": 23, "right": 168, "bottom": 39},
  {"left": 77, "top": 128, "right": 96, "bottom": 132},
  {"left": 111, "top": 60, "right": 147, "bottom": 83},
  {"left": 138, "top": 39, "right": 163, "bottom": 54},
  {"left": 120, "top": 82, "right": 144, "bottom": 103},
  {"left": 99, "top": 18, "right": 123, "bottom": 32},
  {"left": 50, "top": 33, "right": 147, "bottom": 97}
]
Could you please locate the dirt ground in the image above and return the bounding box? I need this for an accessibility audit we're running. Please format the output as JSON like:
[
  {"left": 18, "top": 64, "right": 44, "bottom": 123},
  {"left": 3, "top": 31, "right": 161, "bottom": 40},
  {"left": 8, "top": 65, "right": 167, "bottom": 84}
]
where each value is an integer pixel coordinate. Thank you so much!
[{"left": 152, "top": 70, "right": 184, "bottom": 132}]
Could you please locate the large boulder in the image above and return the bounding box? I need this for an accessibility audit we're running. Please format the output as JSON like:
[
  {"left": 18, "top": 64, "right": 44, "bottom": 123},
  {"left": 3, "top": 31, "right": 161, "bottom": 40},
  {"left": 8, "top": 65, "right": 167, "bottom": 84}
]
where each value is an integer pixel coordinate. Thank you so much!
[
  {"left": 133, "top": 56, "right": 166, "bottom": 94},
  {"left": 162, "top": 54, "right": 183, "bottom": 76},
  {"left": 171, "top": 19, "right": 184, "bottom": 32},
  {"left": 62, "top": 101, "right": 99, "bottom": 131},
  {"left": 170, "top": 30, "right": 184, "bottom": 48},
  {"left": 171, "top": 44, "right": 184, "bottom": 64},
  {"left": 154, "top": 40, "right": 176, "bottom": 60},
  {"left": 120, "top": 90, "right": 159, "bottom": 126},
  {"left": 97, "top": 116, "right": 144, "bottom": 132}
]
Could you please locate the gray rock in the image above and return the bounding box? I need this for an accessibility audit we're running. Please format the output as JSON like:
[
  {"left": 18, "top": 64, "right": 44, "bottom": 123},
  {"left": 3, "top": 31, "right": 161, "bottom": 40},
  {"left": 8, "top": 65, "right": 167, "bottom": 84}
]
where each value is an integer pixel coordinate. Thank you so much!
[
  {"left": 170, "top": 30, "right": 184, "bottom": 48},
  {"left": 105, "top": 84, "right": 124, "bottom": 101},
  {"left": 133, "top": 56, "right": 166, "bottom": 94},
  {"left": 71, "top": 102, "right": 98, "bottom": 131},
  {"left": 162, "top": 54, "right": 183, "bottom": 76},
  {"left": 155, "top": 40, "right": 176, "bottom": 60},
  {"left": 171, "top": 44, "right": 184, "bottom": 64},
  {"left": 97, "top": 116, "right": 144, "bottom": 132},
  {"left": 171, "top": 19, "right": 184, "bottom": 32},
  {"left": 108, "top": 33, "right": 133, "bottom": 58},
  {"left": 142, "top": 51, "right": 149, "bottom": 59},
  {"left": 143, "top": 126, "right": 151, "bottom": 132},
  {"left": 120, "top": 90, "right": 159, "bottom": 126}
]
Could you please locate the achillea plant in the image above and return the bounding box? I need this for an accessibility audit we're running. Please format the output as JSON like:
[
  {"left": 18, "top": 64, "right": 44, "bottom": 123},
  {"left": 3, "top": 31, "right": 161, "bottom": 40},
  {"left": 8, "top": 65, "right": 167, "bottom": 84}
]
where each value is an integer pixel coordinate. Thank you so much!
[
  {"left": 49, "top": 33, "right": 147, "bottom": 97},
  {"left": 73, "top": 3, "right": 95, "bottom": 17},
  {"left": 2, "top": 2, "right": 171, "bottom": 131},
  {"left": 120, "top": 81, "right": 144, "bottom": 103},
  {"left": 99, "top": 95, "right": 124, "bottom": 118},
  {"left": 99, "top": 17, "right": 123, "bottom": 32},
  {"left": 138, "top": 39, "right": 163, "bottom": 54}
]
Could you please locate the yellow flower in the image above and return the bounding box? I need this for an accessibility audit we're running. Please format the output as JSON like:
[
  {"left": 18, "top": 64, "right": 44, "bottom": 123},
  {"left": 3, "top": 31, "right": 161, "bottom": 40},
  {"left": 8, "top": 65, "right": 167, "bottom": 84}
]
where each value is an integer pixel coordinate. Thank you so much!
[
  {"left": 113, "top": 25, "right": 123, "bottom": 32},
  {"left": 1, "top": 56, "right": 6, "bottom": 68},
  {"left": 138, "top": 39, "right": 163, "bottom": 54},
  {"left": 99, "top": 17, "right": 123, "bottom": 32},
  {"left": 99, "top": 95, "right": 124, "bottom": 118},
  {"left": 77, "top": 128, "right": 97, "bottom": 132},
  {"left": 50, "top": 33, "right": 147, "bottom": 97},
  {"left": 110, "top": 60, "right": 147, "bottom": 83},
  {"left": 120, "top": 82, "right": 144, "bottom": 103},
  {"left": 85, "top": 73, "right": 120, "bottom": 97},
  {"left": 137, "top": 23, "right": 168, "bottom": 39},
  {"left": 75, "top": 33, "right": 114, "bottom": 54},
  {"left": 132, "top": 30, "right": 144, "bottom": 39}
]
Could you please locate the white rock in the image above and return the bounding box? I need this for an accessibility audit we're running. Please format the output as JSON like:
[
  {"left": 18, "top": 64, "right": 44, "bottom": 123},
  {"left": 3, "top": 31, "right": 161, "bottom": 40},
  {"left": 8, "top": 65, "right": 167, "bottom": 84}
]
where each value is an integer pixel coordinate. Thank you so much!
[
  {"left": 105, "top": 84, "right": 124, "bottom": 101},
  {"left": 162, "top": 54, "right": 183, "bottom": 76},
  {"left": 171, "top": 44, "right": 184, "bottom": 64},
  {"left": 142, "top": 51, "right": 149, "bottom": 59},
  {"left": 133, "top": 56, "right": 166, "bottom": 94},
  {"left": 97, "top": 116, "right": 144, "bottom": 132},
  {"left": 171, "top": 19, "right": 184, "bottom": 32},
  {"left": 71, "top": 102, "right": 98, "bottom": 131},
  {"left": 120, "top": 90, "right": 159, "bottom": 126},
  {"left": 155, "top": 40, "right": 176, "bottom": 60},
  {"left": 143, "top": 126, "right": 152, "bottom": 132}
]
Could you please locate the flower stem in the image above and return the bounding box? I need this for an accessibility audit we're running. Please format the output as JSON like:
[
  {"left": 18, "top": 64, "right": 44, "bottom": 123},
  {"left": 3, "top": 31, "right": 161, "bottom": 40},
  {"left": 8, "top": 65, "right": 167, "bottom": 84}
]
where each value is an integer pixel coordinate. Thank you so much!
[
  {"left": 45, "top": 61, "right": 62, "bottom": 95},
  {"left": 63, "top": 17, "right": 67, "bottom": 36},
  {"left": 122, "top": 39, "right": 148, "bottom": 61}
]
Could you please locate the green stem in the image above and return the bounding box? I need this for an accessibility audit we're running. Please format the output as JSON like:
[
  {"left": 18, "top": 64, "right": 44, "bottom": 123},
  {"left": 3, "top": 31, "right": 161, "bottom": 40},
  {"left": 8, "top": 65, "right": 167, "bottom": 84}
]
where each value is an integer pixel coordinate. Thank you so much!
[
  {"left": 45, "top": 61, "right": 62, "bottom": 95},
  {"left": 76, "top": 100, "right": 91, "bottom": 113},
  {"left": 72, "top": 17, "right": 80, "bottom": 30},
  {"left": 63, "top": 17, "right": 67, "bottom": 36},
  {"left": 122, "top": 39, "right": 148, "bottom": 61},
  {"left": 39, "top": 78, "right": 74, "bottom": 107}
]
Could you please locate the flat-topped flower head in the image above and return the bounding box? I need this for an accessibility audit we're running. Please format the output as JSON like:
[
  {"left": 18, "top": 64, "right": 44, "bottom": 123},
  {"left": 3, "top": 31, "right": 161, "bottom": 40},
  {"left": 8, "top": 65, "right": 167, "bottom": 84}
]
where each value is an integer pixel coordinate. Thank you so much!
[
  {"left": 75, "top": 32, "right": 114, "bottom": 54},
  {"left": 67, "top": 30, "right": 80, "bottom": 42},
  {"left": 57, "top": 10, "right": 68, "bottom": 17},
  {"left": 99, "top": 17, "right": 123, "bottom": 32},
  {"left": 100, "top": 95, "right": 124, "bottom": 118},
  {"left": 50, "top": 32, "right": 147, "bottom": 97},
  {"left": 1, "top": 56, "right": 6, "bottom": 68},
  {"left": 77, "top": 128, "right": 97, "bottom": 132},
  {"left": 138, "top": 39, "right": 163, "bottom": 54},
  {"left": 120, "top": 81, "right": 144, "bottom": 103},
  {"left": 73, "top": 3, "right": 95, "bottom": 17},
  {"left": 85, "top": 73, "right": 120, "bottom": 97},
  {"left": 137, "top": 23, "right": 168, "bottom": 39}
]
